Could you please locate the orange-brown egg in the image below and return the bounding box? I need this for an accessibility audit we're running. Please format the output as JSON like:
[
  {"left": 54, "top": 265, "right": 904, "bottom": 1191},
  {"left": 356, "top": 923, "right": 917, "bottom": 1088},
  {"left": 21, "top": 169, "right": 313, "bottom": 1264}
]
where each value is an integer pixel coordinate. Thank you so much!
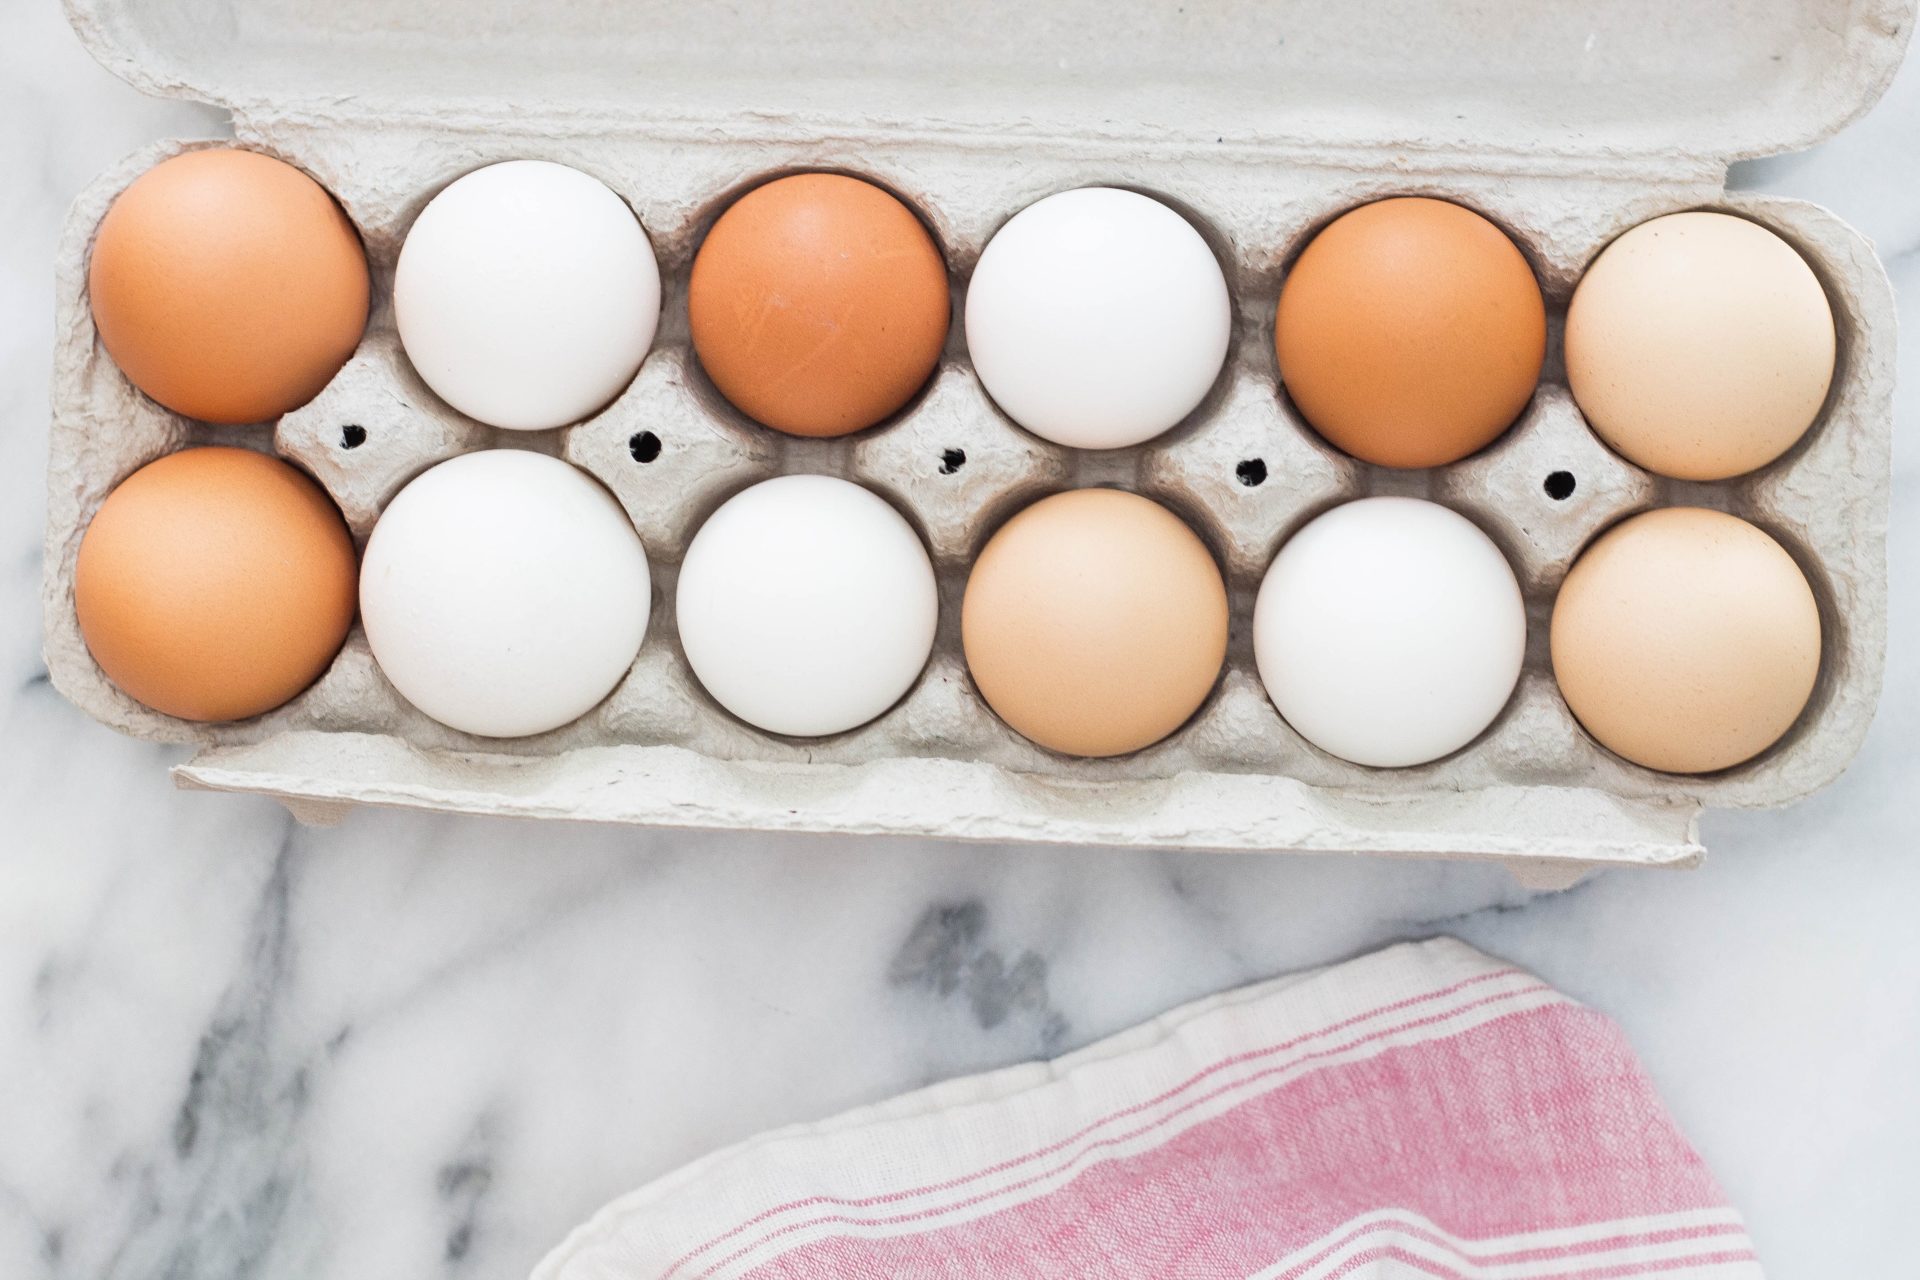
[
  {"left": 75, "top": 447, "right": 359, "bottom": 722},
  {"left": 689, "top": 173, "right": 949, "bottom": 438},
  {"left": 88, "top": 148, "right": 370, "bottom": 425},
  {"left": 1275, "top": 197, "right": 1545, "bottom": 469}
]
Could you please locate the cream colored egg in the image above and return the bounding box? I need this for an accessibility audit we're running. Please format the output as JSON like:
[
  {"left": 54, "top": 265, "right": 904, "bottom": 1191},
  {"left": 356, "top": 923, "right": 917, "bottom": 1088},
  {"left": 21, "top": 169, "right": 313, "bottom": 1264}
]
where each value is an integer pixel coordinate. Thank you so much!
[
  {"left": 1566, "top": 212, "right": 1834, "bottom": 481},
  {"left": 1551, "top": 508, "right": 1821, "bottom": 774}
]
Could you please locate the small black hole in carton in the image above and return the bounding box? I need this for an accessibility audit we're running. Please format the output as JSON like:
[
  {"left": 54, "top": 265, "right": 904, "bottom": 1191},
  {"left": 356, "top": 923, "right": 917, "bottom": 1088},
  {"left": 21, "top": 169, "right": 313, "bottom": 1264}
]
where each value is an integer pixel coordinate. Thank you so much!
[
  {"left": 1544, "top": 471, "right": 1576, "bottom": 501},
  {"left": 629, "top": 431, "right": 662, "bottom": 463},
  {"left": 340, "top": 424, "right": 367, "bottom": 450},
  {"left": 939, "top": 448, "right": 966, "bottom": 475},
  {"left": 1236, "top": 458, "right": 1268, "bottom": 487}
]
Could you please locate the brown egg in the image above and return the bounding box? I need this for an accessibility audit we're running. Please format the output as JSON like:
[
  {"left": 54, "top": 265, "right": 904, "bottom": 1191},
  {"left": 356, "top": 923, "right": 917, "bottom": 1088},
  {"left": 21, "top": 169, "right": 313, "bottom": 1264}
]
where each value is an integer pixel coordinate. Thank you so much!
[
  {"left": 689, "top": 173, "right": 949, "bottom": 438},
  {"left": 75, "top": 447, "right": 359, "bottom": 722},
  {"left": 962, "top": 489, "right": 1228, "bottom": 758},
  {"left": 1274, "top": 197, "right": 1545, "bottom": 469},
  {"left": 88, "top": 148, "right": 370, "bottom": 425},
  {"left": 1550, "top": 508, "right": 1821, "bottom": 774}
]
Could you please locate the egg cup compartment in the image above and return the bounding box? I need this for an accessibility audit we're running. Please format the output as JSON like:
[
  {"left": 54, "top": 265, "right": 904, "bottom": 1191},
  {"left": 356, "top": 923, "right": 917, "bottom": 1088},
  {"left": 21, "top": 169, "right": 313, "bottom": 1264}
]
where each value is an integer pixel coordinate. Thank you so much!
[{"left": 44, "top": 0, "right": 1904, "bottom": 875}]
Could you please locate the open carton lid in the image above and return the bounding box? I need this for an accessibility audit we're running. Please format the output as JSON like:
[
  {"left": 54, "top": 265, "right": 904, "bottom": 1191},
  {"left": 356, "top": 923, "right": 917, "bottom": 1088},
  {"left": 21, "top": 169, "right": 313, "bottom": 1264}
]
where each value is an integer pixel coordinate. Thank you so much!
[{"left": 67, "top": 0, "right": 1914, "bottom": 169}]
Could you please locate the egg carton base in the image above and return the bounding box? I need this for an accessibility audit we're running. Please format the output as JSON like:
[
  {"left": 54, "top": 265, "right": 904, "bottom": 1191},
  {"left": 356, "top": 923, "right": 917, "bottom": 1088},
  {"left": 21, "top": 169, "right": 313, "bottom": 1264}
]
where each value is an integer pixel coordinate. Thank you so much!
[
  {"left": 170, "top": 732, "right": 1703, "bottom": 881},
  {"left": 45, "top": 144, "right": 1893, "bottom": 830},
  {"left": 46, "top": 0, "right": 1907, "bottom": 866}
]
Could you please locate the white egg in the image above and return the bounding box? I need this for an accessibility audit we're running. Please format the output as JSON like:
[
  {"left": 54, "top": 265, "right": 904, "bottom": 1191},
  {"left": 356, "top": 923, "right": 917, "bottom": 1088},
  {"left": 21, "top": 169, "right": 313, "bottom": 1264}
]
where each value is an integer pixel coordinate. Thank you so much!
[
  {"left": 677, "top": 475, "right": 938, "bottom": 737},
  {"left": 361, "top": 450, "right": 650, "bottom": 738},
  {"left": 396, "top": 160, "right": 661, "bottom": 431},
  {"left": 1253, "top": 497, "right": 1525, "bottom": 768},
  {"left": 964, "top": 187, "right": 1231, "bottom": 450}
]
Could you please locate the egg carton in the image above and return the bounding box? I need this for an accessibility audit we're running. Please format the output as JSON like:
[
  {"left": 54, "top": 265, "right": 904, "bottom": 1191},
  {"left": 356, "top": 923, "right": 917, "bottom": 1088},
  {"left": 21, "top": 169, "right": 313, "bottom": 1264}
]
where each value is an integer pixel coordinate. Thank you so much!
[{"left": 45, "top": 0, "right": 1907, "bottom": 883}]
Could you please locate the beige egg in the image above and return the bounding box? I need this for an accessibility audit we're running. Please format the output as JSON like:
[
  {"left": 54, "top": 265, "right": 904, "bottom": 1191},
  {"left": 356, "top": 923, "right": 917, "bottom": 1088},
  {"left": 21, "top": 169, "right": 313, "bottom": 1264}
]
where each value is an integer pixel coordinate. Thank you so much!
[
  {"left": 962, "top": 489, "right": 1228, "bottom": 758},
  {"left": 1565, "top": 211, "right": 1834, "bottom": 481},
  {"left": 1550, "top": 508, "right": 1820, "bottom": 774}
]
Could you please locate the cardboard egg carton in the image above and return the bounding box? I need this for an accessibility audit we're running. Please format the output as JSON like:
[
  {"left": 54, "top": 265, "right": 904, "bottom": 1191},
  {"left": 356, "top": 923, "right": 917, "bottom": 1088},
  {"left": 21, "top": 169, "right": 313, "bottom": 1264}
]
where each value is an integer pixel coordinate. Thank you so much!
[{"left": 46, "top": 0, "right": 1908, "bottom": 882}]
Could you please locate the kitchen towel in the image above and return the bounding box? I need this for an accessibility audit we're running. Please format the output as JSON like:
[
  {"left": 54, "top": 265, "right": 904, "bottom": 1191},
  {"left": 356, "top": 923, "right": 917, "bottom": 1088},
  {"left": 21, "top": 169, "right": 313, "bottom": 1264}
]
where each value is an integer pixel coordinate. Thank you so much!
[{"left": 534, "top": 937, "right": 1757, "bottom": 1278}]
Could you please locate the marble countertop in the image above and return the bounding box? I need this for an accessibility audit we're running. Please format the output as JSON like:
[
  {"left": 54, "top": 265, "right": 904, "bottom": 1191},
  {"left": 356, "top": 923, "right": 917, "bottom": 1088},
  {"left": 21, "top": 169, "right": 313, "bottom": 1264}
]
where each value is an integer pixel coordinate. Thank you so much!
[{"left": 4, "top": 5, "right": 1916, "bottom": 1276}]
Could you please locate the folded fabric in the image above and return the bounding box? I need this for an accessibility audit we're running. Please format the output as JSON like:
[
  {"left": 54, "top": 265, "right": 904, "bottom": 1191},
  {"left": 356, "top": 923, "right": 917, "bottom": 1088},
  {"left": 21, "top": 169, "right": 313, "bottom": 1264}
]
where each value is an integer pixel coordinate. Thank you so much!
[{"left": 534, "top": 937, "right": 1757, "bottom": 1279}]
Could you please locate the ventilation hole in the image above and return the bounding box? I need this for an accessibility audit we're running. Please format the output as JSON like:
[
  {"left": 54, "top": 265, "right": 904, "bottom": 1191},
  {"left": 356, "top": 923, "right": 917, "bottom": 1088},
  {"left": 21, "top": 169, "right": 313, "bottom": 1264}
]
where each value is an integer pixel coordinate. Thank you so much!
[
  {"left": 1544, "top": 470, "right": 1576, "bottom": 501},
  {"left": 629, "top": 431, "right": 662, "bottom": 463},
  {"left": 1235, "top": 458, "right": 1268, "bottom": 487},
  {"left": 340, "top": 424, "right": 366, "bottom": 450},
  {"left": 938, "top": 448, "right": 966, "bottom": 475}
]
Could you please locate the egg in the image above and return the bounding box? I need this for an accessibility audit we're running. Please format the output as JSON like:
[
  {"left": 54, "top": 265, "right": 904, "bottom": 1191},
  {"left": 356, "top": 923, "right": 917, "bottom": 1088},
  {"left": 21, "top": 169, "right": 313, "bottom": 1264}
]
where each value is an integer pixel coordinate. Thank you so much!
[
  {"left": 965, "top": 188, "right": 1231, "bottom": 450},
  {"left": 676, "top": 475, "right": 938, "bottom": 736},
  {"left": 1274, "top": 197, "right": 1545, "bottom": 469},
  {"left": 395, "top": 160, "right": 661, "bottom": 431},
  {"left": 689, "top": 174, "right": 950, "bottom": 438},
  {"left": 359, "top": 451, "right": 651, "bottom": 737},
  {"left": 1551, "top": 508, "right": 1820, "bottom": 774},
  {"left": 87, "top": 149, "right": 370, "bottom": 424},
  {"left": 1252, "top": 497, "right": 1525, "bottom": 767},
  {"left": 1565, "top": 211, "right": 1835, "bottom": 480},
  {"left": 962, "top": 489, "right": 1227, "bottom": 757},
  {"left": 74, "top": 447, "right": 357, "bottom": 721}
]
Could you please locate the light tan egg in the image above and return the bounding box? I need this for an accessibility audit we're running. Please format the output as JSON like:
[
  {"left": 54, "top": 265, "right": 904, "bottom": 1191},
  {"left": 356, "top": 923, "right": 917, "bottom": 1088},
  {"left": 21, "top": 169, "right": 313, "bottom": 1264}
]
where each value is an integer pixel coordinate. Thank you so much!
[
  {"left": 1565, "top": 212, "right": 1835, "bottom": 480},
  {"left": 1551, "top": 508, "right": 1820, "bottom": 774},
  {"left": 961, "top": 489, "right": 1228, "bottom": 758}
]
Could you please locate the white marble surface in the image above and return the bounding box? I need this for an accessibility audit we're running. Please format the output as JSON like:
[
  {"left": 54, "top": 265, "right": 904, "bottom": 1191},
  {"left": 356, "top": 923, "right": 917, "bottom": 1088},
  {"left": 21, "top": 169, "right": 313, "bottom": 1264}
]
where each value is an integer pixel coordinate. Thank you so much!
[{"left": 3, "top": 3, "right": 1916, "bottom": 1276}]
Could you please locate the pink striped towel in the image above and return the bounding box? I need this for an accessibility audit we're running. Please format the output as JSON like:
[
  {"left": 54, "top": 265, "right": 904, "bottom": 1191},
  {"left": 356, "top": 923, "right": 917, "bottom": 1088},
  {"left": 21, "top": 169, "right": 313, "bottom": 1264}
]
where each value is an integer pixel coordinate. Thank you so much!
[{"left": 534, "top": 937, "right": 1756, "bottom": 1279}]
